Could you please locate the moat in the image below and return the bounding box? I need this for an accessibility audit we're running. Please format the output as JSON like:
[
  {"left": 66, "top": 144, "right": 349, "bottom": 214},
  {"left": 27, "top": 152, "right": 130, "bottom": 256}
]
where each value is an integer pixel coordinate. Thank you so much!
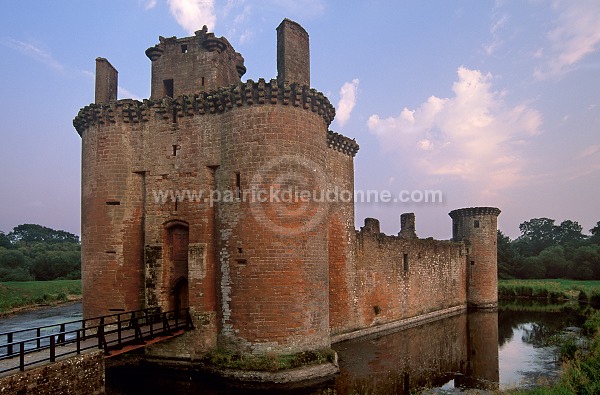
[{"left": 0, "top": 301, "right": 583, "bottom": 394}]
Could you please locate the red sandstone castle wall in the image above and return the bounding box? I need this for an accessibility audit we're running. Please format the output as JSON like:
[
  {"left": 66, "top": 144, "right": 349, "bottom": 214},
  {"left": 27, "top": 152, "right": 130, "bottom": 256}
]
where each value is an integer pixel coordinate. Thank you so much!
[
  {"left": 450, "top": 208, "right": 500, "bottom": 309},
  {"left": 216, "top": 103, "right": 331, "bottom": 354},
  {"left": 75, "top": 79, "right": 338, "bottom": 355},
  {"left": 76, "top": 20, "right": 499, "bottom": 362},
  {"left": 147, "top": 29, "right": 243, "bottom": 99},
  {"left": 327, "top": 144, "right": 359, "bottom": 334},
  {"left": 331, "top": 219, "right": 467, "bottom": 335},
  {"left": 80, "top": 107, "right": 145, "bottom": 319}
]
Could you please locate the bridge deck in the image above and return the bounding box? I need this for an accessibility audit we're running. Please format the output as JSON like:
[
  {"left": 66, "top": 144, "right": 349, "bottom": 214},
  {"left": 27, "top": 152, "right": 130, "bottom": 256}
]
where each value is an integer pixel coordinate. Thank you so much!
[{"left": 0, "top": 308, "right": 193, "bottom": 377}]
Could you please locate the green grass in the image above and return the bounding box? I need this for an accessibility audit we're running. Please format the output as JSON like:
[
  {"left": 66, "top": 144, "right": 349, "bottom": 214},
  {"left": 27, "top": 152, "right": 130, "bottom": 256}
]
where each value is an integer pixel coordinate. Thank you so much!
[
  {"left": 203, "top": 348, "right": 336, "bottom": 372},
  {"left": 0, "top": 280, "right": 82, "bottom": 313},
  {"left": 499, "top": 279, "right": 600, "bottom": 302}
]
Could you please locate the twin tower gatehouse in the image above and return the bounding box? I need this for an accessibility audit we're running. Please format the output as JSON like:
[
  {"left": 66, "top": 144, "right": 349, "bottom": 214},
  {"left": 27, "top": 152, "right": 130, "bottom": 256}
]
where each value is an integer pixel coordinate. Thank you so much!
[{"left": 74, "top": 19, "right": 500, "bottom": 372}]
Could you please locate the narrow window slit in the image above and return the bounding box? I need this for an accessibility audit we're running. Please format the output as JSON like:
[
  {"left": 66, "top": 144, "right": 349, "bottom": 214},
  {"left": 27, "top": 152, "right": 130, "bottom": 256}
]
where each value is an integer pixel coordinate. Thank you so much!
[
  {"left": 106, "top": 201, "right": 120, "bottom": 206},
  {"left": 235, "top": 172, "right": 241, "bottom": 199}
]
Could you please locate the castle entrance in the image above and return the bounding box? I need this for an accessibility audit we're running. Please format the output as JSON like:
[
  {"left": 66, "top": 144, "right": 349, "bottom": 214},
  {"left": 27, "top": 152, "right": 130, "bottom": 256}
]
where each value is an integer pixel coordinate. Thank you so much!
[{"left": 168, "top": 223, "right": 189, "bottom": 314}]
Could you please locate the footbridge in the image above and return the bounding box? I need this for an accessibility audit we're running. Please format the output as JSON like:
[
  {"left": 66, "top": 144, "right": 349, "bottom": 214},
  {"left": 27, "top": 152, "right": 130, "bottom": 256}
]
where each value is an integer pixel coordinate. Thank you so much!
[{"left": 0, "top": 307, "right": 194, "bottom": 377}]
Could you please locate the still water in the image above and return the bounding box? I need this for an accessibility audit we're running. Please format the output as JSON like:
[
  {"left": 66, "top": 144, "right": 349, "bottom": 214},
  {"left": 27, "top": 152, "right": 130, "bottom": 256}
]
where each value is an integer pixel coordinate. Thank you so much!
[{"left": 0, "top": 301, "right": 583, "bottom": 394}]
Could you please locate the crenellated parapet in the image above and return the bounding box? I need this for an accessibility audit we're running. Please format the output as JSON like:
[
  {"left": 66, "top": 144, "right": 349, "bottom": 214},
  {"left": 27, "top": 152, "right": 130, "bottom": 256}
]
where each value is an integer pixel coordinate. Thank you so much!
[
  {"left": 327, "top": 130, "right": 359, "bottom": 157},
  {"left": 145, "top": 26, "right": 245, "bottom": 77},
  {"left": 74, "top": 79, "right": 336, "bottom": 135},
  {"left": 449, "top": 207, "right": 501, "bottom": 219}
]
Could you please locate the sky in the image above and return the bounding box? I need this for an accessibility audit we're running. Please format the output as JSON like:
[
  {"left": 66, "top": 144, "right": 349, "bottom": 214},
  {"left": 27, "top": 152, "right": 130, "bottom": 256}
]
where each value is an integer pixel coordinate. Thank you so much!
[{"left": 1, "top": 0, "right": 599, "bottom": 240}]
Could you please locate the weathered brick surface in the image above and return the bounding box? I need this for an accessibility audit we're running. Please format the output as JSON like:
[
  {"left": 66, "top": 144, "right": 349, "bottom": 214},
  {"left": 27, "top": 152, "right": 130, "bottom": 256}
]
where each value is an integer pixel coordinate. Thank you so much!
[
  {"left": 347, "top": 219, "right": 467, "bottom": 334},
  {"left": 75, "top": 20, "right": 499, "bottom": 363},
  {"left": 277, "top": 19, "right": 310, "bottom": 86},
  {"left": 94, "top": 58, "right": 117, "bottom": 104},
  {"left": 0, "top": 351, "right": 104, "bottom": 395},
  {"left": 449, "top": 208, "right": 501, "bottom": 309},
  {"left": 327, "top": 146, "right": 358, "bottom": 334},
  {"left": 146, "top": 26, "right": 245, "bottom": 99}
]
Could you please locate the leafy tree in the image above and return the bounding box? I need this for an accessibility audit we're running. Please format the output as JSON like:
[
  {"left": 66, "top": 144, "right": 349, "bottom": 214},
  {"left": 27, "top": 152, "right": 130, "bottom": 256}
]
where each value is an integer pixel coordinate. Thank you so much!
[
  {"left": 590, "top": 221, "right": 600, "bottom": 245},
  {"left": 538, "top": 246, "right": 569, "bottom": 278},
  {"left": 497, "top": 230, "right": 520, "bottom": 279},
  {"left": 0, "top": 249, "right": 32, "bottom": 281},
  {"left": 516, "top": 217, "right": 557, "bottom": 256},
  {"left": 0, "top": 249, "right": 27, "bottom": 269},
  {"left": 554, "top": 220, "right": 585, "bottom": 247},
  {"left": 0, "top": 231, "right": 12, "bottom": 249},
  {"left": 0, "top": 224, "right": 81, "bottom": 281},
  {"left": 30, "top": 250, "right": 80, "bottom": 281},
  {"left": 8, "top": 224, "right": 79, "bottom": 245},
  {"left": 571, "top": 245, "right": 600, "bottom": 279},
  {"left": 516, "top": 256, "right": 546, "bottom": 279}
]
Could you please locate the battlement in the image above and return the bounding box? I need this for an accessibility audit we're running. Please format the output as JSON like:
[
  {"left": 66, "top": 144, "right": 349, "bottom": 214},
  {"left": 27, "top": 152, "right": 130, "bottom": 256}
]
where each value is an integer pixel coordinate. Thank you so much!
[
  {"left": 73, "top": 79, "right": 336, "bottom": 135},
  {"left": 327, "top": 130, "right": 359, "bottom": 157},
  {"left": 145, "top": 26, "right": 245, "bottom": 98},
  {"left": 449, "top": 207, "right": 501, "bottom": 219}
]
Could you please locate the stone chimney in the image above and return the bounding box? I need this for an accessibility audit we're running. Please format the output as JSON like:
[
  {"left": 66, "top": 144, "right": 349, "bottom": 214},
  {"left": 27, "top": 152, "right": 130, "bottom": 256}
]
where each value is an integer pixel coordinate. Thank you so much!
[
  {"left": 94, "top": 58, "right": 118, "bottom": 104},
  {"left": 277, "top": 19, "right": 310, "bottom": 86}
]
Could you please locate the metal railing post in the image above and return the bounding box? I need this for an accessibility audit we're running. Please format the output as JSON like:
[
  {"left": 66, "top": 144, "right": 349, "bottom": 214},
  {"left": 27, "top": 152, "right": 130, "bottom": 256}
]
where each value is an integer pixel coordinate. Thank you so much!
[
  {"left": 50, "top": 336, "right": 56, "bottom": 362},
  {"left": 19, "top": 342, "right": 25, "bottom": 371},
  {"left": 7, "top": 333, "right": 13, "bottom": 356},
  {"left": 76, "top": 329, "right": 81, "bottom": 354}
]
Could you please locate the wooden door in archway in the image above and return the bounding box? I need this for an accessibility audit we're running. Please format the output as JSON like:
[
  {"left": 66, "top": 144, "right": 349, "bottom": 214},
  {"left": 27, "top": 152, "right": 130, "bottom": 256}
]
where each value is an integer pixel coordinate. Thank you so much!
[{"left": 168, "top": 224, "right": 189, "bottom": 313}]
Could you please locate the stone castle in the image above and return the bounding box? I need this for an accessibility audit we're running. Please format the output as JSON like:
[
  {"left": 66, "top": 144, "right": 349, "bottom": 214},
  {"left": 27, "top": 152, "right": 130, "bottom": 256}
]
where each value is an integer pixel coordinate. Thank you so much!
[{"left": 74, "top": 19, "right": 500, "bottom": 368}]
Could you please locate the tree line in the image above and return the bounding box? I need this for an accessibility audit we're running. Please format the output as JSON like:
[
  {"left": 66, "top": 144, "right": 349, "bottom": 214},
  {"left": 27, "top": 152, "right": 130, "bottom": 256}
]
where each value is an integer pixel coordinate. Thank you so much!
[
  {"left": 0, "top": 224, "right": 80, "bottom": 281},
  {"left": 2, "top": 218, "right": 599, "bottom": 282},
  {"left": 498, "top": 218, "right": 600, "bottom": 280}
]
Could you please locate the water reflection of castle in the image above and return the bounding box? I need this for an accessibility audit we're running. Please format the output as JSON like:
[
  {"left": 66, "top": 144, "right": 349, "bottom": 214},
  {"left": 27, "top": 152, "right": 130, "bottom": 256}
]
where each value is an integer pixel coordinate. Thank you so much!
[{"left": 333, "top": 310, "right": 499, "bottom": 393}]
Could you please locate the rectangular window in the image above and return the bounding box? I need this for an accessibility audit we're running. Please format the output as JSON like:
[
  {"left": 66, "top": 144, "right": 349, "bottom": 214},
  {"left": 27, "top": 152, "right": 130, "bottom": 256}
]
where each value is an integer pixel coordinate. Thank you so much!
[
  {"left": 181, "top": 44, "right": 188, "bottom": 53},
  {"left": 474, "top": 220, "right": 480, "bottom": 228},
  {"left": 163, "top": 79, "right": 174, "bottom": 98},
  {"left": 403, "top": 253, "right": 409, "bottom": 272},
  {"left": 201, "top": 77, "right": 205, "bottom": 87}
]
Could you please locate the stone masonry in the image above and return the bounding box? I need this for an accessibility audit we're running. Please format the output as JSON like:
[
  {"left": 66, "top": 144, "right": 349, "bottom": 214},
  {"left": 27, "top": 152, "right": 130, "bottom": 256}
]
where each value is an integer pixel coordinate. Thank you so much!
[{"left": 74, "top": 18, "right": 500, "bottom": 362}]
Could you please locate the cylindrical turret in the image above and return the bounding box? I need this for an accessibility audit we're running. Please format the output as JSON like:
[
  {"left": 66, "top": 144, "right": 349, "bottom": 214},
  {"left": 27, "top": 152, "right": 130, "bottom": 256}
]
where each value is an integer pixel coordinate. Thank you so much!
[
  {"left": 216, "top": 81, "right": 333, "bottom": 355},
  {"left": 449, "top": 207, "right": 500, "bottom": 309}
]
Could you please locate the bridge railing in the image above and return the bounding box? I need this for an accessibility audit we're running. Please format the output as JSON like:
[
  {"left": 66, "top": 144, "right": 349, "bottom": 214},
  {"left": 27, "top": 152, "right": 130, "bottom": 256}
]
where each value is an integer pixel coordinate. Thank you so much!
[{"left": 0, "top": 307, "right": 194, "bottom": 375}]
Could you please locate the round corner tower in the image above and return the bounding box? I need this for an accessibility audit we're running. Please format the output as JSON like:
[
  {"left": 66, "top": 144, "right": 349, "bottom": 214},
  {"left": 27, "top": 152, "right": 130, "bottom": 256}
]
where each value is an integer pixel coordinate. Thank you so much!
[
  {"left": 75, "top": 19, "right": 336, "bottom": 360},
  {"left": 449, "top": 207, "right": 501, "bottom": 309}
]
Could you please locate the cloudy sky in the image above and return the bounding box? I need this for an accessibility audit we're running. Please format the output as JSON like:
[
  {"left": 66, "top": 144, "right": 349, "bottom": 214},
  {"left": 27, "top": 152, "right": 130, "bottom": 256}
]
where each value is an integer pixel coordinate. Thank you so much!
[{"left": 1, "top": 0, "right": 599, "bottom": 239}]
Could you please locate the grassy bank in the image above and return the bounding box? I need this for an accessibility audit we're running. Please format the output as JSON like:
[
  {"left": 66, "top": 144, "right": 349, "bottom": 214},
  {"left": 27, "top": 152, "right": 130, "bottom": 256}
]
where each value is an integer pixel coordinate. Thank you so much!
[
  {"left": 499, "top": 279, "right": 600, "bottom": 302},
  {"left": 0, "top": 280, "right": 82, "bottom": 314}
]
